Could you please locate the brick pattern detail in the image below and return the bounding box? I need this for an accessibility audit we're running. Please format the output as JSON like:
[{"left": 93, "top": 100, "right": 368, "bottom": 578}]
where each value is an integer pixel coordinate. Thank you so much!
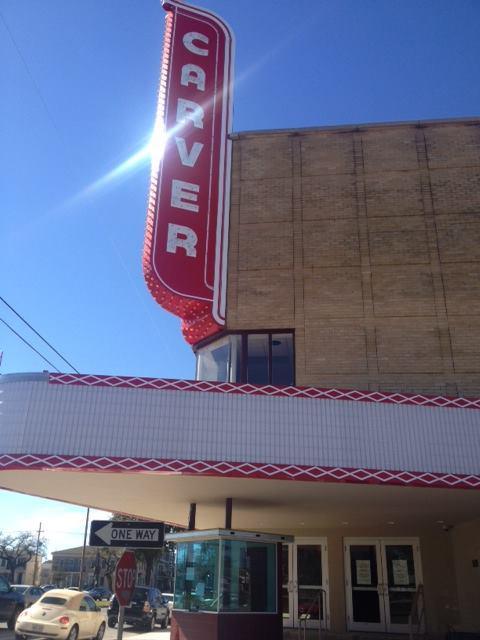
[{"left": 227, "top": 120, "right": 480, "bottom": 396}]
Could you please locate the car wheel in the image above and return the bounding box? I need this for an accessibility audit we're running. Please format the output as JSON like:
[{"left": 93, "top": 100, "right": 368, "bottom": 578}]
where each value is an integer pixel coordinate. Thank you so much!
[
  {"left": 95, "top": 622, "right": 106, "bottom": 640},
  {"left": 67, "top": 625, "right": 79, "bottom": 640},
  {"left": 107, "top": 617, "right": 117, "bottom": 628},
  {"left": 8, "top": 607, "right": 22, "bottom": 630}
]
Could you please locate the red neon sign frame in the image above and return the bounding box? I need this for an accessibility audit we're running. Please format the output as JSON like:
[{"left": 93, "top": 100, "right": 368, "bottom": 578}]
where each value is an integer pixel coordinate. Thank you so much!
[{"left": 143, "top": 0, "right": 234, "bottom": 345}]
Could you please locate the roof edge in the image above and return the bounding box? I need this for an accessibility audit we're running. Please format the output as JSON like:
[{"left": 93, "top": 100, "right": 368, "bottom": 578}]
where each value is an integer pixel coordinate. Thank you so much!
[{"left": 230, "top": 115, "right": 480, "bottom": 139}]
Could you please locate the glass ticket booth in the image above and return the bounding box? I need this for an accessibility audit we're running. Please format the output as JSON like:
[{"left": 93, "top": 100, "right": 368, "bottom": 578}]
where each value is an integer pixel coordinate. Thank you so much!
[{"left": 166, "top": 529, "right": 293, "bottom": 640}]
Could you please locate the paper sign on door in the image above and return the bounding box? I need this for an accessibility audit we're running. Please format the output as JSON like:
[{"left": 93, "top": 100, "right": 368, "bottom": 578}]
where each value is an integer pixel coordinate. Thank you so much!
[
  {"left": 392, "top": 559, "right": 410, "bottom": 585},
  {"left": 356, "top": 560, "right": 372, "bottom": 585}
]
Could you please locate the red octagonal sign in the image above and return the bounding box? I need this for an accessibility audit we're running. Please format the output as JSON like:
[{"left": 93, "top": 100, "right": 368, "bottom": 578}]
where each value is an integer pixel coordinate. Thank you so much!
[{"left": 115, "top": 551, "right": 137, "bottom": 606}]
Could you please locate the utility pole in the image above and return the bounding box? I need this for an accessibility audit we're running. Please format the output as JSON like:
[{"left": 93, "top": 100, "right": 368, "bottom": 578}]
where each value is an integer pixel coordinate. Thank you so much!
[
  {"left": 33, "top": 522, "right": 44, "bottom": 586},
  {"left": 78, "top": 507, "right": 90, "bottom": 589}
]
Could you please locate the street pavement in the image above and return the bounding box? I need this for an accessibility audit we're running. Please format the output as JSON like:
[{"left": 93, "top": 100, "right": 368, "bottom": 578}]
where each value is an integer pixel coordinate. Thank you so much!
[{"left": 0, "top": 621, "right": 170, "bottom": 640}]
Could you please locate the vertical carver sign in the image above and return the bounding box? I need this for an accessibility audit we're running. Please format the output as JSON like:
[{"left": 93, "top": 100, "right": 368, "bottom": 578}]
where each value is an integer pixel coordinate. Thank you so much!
[{"left": 143, "top": 0, "right": 234, "bottom": 345}]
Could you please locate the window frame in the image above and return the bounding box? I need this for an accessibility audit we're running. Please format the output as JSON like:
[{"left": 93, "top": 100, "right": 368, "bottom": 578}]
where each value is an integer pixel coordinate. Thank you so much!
[{"left": 194, "top": 330, "right": 295, "bottom": 386}]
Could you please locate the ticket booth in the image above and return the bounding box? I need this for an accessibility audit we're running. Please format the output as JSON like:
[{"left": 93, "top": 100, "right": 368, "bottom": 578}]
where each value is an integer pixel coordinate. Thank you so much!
[{"left": 166, "top": 529, "right": 293, "bottom": 640}]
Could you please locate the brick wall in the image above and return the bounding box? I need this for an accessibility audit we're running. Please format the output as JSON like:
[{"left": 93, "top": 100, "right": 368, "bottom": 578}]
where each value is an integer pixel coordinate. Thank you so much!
[{"left": 226, "top": 119, "right": 480, "bottom": 396}]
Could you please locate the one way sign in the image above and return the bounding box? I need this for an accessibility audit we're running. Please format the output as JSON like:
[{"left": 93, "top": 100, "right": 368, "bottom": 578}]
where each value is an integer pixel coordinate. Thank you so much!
[{"left": 89, "top": 521, "right": 165, "bottom": 548}]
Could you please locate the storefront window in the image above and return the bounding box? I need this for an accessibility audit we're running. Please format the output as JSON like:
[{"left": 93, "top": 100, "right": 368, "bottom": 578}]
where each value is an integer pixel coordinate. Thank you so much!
[
  {"left": 195, "top": 335, "right": 242, "bottom": 383},
  {"left": 195, "top": 332, "right": 294, "bottom": 385},
  {"left": 247, "top": 334, "right": 269, "bottom": 384},
  {"left": 220, "top": 541, "right": 277, "bottom": 613},
  {"left": 174, "top": 541, "right": 219, "bottom": 612},
  {"left": 173, "top": 539, "right": 278, "bottom": 614},
  {"left": 271, "top": 333, "right": 294, "bottom": 386}
]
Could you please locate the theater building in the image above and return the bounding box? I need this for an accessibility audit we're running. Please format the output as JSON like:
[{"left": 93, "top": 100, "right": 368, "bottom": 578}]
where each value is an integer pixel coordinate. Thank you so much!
[{"left": 1, "top": 1, "right": 480, "bottom": 637}]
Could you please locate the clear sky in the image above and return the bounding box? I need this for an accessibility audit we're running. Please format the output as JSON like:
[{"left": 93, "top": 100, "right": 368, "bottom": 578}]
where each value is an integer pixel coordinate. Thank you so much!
[{"left": 1, "top": 0, "right": 479, "bottom": 558}]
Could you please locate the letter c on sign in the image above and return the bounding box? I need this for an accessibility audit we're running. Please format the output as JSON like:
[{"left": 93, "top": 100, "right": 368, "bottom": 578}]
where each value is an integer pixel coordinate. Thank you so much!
[{"left": 183, "top": 32, "right": 209, "bottom": 56}]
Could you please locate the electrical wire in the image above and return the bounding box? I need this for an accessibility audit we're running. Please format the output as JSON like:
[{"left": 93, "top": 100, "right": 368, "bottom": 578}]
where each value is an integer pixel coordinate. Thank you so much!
[
  {"left": 0, "top": 295, "right": 80, "bottom": 373},
  {"left": 0, "top": 9, "right": 61, "bottom": 136},
  {"left": 0, "top": 316, "right": 61, "bottom": 372}
]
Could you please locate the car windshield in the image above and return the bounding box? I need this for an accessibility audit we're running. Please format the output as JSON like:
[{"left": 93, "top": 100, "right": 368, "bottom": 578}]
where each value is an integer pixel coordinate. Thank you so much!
[
  {"left": 12, "top": 586, "right": 28, "bottom": 593},
  {"left": 40, "top": 596, "right": 67, "bottom": 606}
]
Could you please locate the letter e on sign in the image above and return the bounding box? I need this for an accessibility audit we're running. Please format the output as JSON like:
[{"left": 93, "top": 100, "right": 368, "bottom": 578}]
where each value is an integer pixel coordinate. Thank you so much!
[{"left": 114, "top": 551, "right": 137, "bottom": 606}]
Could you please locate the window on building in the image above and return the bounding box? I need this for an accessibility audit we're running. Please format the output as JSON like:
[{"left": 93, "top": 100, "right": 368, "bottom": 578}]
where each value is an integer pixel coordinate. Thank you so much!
[{"left": 195, "top": 332, "right": 294, "bottom": 386}]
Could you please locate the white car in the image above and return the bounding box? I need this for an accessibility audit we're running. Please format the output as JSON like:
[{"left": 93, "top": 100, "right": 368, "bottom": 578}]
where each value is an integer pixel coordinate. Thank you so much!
[{"left": 15, "top": 589, "right": 105, "bottom": 640}]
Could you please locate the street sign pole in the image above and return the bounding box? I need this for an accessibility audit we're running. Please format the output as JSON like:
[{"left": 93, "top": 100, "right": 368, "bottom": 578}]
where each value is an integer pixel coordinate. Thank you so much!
[{"left": 117, "top": 604, "right": 125, "bottom": 640}]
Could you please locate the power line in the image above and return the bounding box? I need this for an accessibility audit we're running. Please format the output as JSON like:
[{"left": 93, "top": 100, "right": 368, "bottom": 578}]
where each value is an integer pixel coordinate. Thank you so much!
[
  {"left": 0, "top": 295, "right": 80, "bottom": 373},
  {"left": 0, "top": 316, "right": 61, "bottom": 373},
  {"left": 0, "top": 9, "right": 61, "bottom": 136}
]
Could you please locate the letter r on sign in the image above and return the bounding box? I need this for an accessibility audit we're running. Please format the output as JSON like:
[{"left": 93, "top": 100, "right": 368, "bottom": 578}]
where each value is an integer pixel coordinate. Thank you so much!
[
  {"left": 167, "top": 224, "right": 198, "bottom": 257},
  {"left": 176, "top": 98, "right": 204, "bottom": 130}
]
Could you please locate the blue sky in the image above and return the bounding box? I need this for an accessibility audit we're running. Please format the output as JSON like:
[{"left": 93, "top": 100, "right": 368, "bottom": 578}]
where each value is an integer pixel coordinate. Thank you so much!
[{"left": 1, "top": 0, "right": 479, "bottom": 557}]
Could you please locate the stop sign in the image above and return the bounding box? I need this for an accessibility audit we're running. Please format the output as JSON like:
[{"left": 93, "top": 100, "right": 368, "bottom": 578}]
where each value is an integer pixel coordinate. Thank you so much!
[{"left": 115, "top": 551, "right": 137, "bottom": 606}]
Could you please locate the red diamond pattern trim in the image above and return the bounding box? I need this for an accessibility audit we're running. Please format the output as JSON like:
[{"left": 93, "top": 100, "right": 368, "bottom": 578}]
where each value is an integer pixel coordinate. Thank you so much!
[
  {"left": 49, "top": 373, "right": 480, "bottom": 411},
  {"left": 1, "top": 453, "right": 480, "bottom": 490}
]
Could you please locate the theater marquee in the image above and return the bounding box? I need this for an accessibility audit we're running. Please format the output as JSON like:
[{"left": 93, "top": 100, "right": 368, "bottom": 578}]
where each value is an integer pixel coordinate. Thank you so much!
[{"left": 143, "top": 0, "right": 235, "bottom": 345}]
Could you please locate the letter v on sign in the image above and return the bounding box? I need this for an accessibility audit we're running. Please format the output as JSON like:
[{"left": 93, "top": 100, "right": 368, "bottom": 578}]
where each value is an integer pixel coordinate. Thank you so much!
[{"left": 175, "top": 137, "right": 203, "bottom": 167}]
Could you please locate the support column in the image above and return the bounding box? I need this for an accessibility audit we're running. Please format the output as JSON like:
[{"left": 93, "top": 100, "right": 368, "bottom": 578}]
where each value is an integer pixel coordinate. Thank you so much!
[
  {"left": 225, "top": 497, "right": 233, "bottom": 529},
  {"left": 188, "top": 503, "right": 196, "bottom": 530}
]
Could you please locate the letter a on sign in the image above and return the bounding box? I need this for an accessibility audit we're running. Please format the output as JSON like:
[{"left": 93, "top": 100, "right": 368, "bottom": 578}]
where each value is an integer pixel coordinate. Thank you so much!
[{"left": 143, "top": 0, "right": 234, "bottom": 345}]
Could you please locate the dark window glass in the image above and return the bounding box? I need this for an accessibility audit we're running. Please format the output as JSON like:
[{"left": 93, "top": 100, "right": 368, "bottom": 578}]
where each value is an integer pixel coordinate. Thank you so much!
[
  {"left": 247, "top": 334, "right": 269, "bottom": 384},
  {"left": 271, "top": 333, "right": 294, "bottom": 385},
  {"left": 221, "top": 541, "right": 276, "bottom": 613},
  {"left": 196, "top": 332, "right": 294, "bottom": 386},
  {"left": 40, "top": 596, "right": 67, "bottom": 605},
  {"left": 80, "top": 597, "right": 96, "bottom": 612},
  {"left": 131, "top": 587, "right": 149, "bottom": 601}
]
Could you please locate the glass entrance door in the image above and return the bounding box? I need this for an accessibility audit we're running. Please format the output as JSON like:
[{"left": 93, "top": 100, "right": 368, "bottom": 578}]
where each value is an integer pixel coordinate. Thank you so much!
[
  {"left": 282, "top": 538, "right": 329, "bottom": 630},
  {"left": 345, "top": 538, "right": 423, "bottom": 633}
]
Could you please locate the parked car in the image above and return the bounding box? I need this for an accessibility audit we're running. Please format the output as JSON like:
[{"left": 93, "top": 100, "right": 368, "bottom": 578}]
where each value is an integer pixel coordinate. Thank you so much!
[
  {"left": 107, "top": 586, "right": 169, "bottom": 630},
  {"left": 87, "top": 587, "right": 112, "bottom": 602},
  {"left": 11, "top": 586, "right": 44, "bottom": 608},
  {"left": 0, "top": 575, "right": 24, "bottom": 630},
  {"left": 15, "top": 589, "right": 105, "bottom": 640}
]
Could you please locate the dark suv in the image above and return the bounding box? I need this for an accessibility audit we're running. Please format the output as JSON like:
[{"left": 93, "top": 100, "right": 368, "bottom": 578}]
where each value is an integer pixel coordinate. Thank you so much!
[
  {"left": 107, "top": 586, "right": 169, "bottom": 630},
  {"left": 0, "top": 575, "right": 24, "bottom": 629}
]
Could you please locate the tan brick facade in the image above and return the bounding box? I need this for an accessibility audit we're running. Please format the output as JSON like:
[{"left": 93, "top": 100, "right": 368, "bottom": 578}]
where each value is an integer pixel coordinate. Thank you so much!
[{"left": 226, "top": 119, "right": 480, "bottom": 397}]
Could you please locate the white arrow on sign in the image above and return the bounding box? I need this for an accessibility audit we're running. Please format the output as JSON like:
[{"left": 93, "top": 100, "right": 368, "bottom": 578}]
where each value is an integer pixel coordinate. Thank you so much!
[{"left": 94, "top": 523, "right": 162, "bottom": 545}]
